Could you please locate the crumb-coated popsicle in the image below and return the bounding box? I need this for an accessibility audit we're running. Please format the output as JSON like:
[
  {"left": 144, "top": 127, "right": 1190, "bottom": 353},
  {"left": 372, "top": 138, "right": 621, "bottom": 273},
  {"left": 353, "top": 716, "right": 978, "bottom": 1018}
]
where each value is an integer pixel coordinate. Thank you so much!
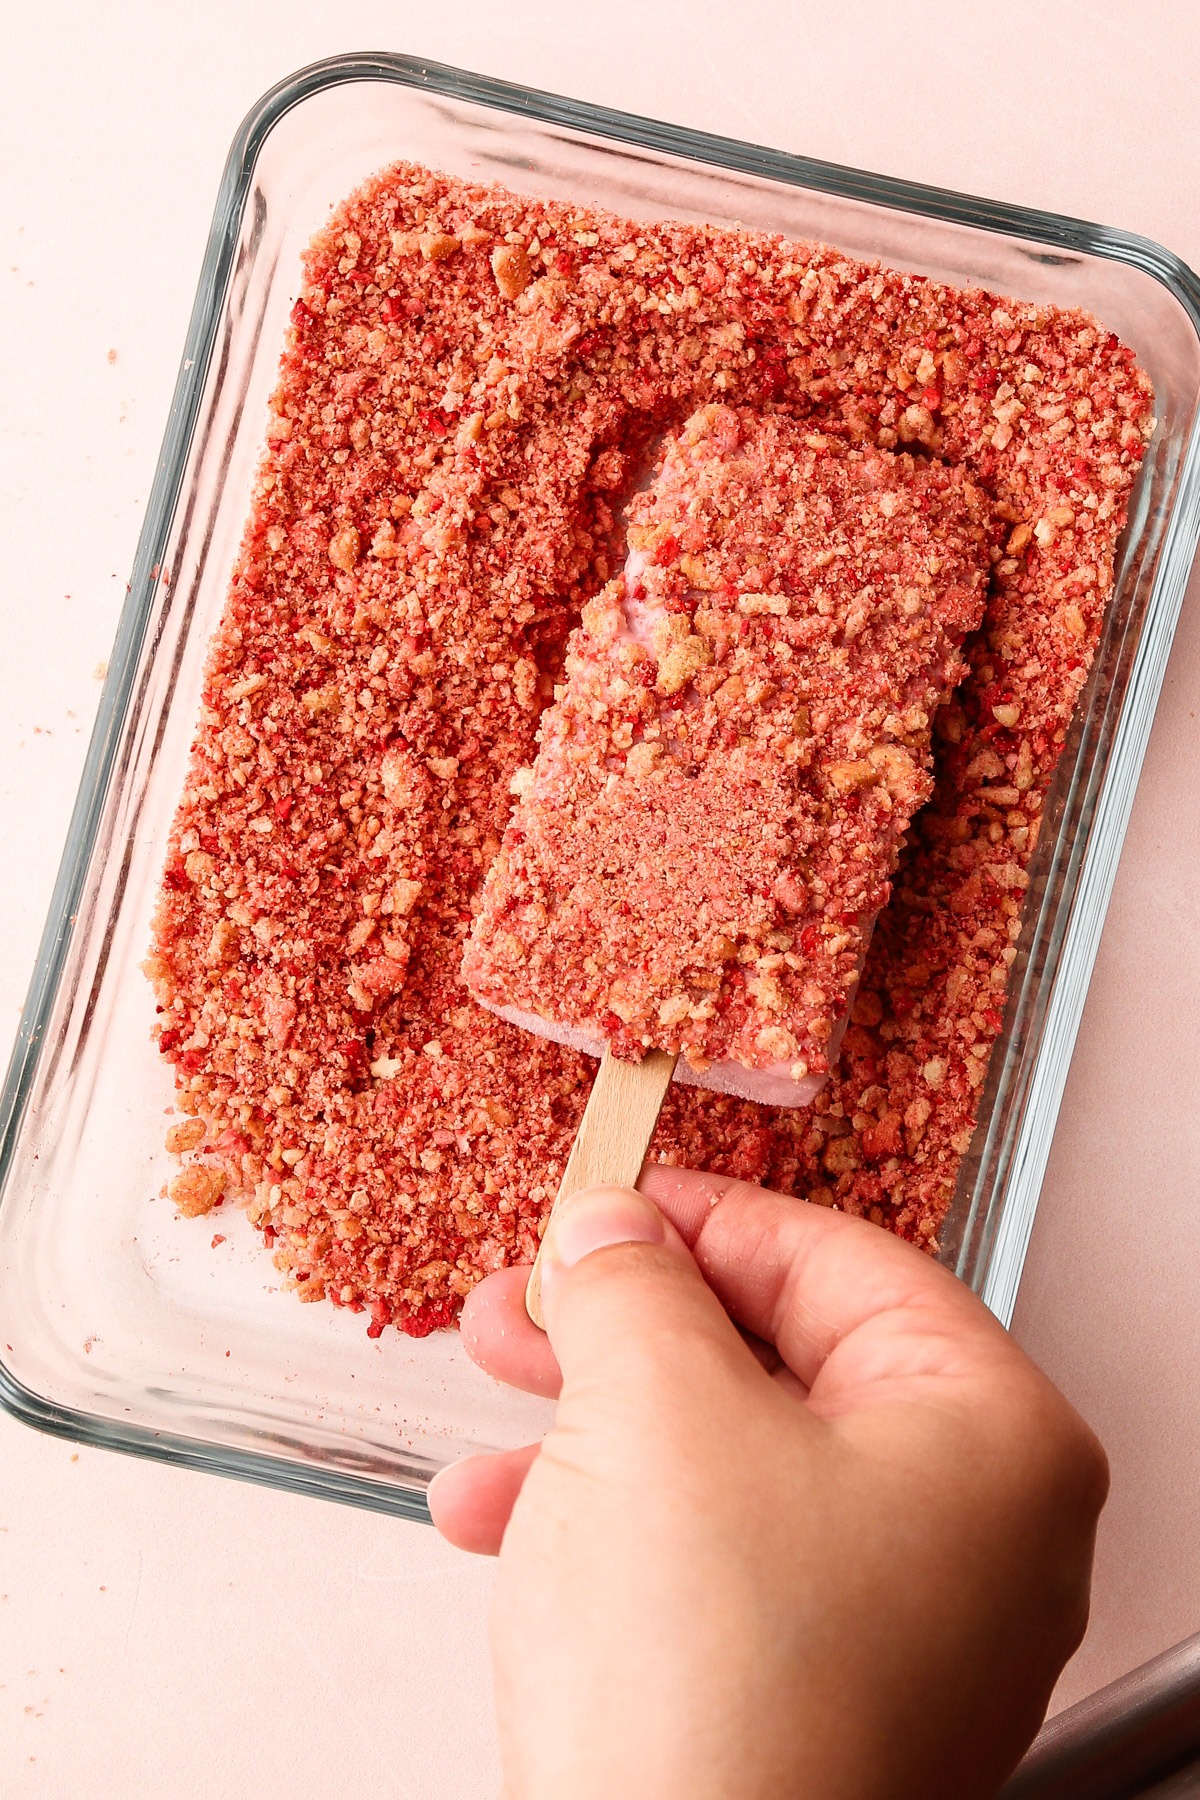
[
  {"left": 463, "top": 404, "right": 992, "bottom": 1323},
  {"left": 464, "top": 403, "right": 992, "bottom": 1105}
]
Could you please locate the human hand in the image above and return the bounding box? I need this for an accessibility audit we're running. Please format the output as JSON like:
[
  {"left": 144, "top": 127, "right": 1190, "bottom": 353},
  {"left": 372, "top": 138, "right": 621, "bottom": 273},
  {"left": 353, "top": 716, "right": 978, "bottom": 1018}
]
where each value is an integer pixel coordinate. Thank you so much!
[{"left": 430, "top": 1169, "right": 1107, "bottom": 1800}]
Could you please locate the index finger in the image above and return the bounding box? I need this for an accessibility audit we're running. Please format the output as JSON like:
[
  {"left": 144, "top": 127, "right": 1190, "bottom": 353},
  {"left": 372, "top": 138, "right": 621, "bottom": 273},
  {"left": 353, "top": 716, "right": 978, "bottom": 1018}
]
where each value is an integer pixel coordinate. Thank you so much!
[{"left": 640, "top": 1164, "right": 1018, "bottom": 1408}]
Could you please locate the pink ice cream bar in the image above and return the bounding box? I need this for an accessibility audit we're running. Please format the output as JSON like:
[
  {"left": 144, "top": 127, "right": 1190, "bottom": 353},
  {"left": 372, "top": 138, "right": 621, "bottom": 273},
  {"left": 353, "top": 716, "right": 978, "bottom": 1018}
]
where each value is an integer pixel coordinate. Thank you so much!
[{"left": 462, "top": 404, "right": 991, "bottom": 1107}]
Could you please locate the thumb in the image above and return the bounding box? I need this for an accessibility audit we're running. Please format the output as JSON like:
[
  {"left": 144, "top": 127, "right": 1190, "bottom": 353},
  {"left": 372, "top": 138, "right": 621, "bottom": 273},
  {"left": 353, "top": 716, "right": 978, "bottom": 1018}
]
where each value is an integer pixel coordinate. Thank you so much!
[{"left": 539, "top": 1185, "right": 752, "bottom": 1401}]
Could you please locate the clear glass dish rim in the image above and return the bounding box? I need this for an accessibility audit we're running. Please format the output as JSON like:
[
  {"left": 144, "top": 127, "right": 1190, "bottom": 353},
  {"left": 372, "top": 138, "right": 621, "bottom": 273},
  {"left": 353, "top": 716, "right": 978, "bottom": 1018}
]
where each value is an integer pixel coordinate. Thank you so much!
[{"left": 2, "top": 49, "right": 1199, "bottom": 1523}]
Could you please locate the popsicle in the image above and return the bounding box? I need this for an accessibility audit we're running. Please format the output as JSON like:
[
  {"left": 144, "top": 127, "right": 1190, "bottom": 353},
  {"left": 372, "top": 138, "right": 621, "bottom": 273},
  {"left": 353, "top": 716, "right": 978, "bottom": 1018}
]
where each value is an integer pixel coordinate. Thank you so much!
[{"left": 462, "top": 403, "right": 991, "bottom": 1318}]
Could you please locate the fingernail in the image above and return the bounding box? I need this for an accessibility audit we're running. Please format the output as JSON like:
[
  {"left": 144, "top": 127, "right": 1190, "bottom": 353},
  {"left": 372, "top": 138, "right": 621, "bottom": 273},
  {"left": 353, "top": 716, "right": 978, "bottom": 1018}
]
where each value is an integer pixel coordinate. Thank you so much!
[{"left": 547, "top": 1185, "right": 665, "bottom": 1270}]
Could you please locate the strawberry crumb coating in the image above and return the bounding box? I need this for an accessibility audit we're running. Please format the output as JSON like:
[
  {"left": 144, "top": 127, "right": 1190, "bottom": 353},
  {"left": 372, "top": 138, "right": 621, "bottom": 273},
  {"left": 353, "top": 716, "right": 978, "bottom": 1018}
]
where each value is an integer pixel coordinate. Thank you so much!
[
  {"left": 464, "top": 404, "right": 991, "bottom": 1101},
  {"left": 145, "top": 161, "right": 1153, "bottom": 1335}
]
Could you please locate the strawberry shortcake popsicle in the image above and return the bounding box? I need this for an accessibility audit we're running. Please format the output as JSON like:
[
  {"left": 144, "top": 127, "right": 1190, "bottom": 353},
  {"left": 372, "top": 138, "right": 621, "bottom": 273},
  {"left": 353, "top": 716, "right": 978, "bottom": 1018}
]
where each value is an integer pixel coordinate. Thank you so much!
[{"left": 463, "top": 404, "right": 991, "bottom": 1107}]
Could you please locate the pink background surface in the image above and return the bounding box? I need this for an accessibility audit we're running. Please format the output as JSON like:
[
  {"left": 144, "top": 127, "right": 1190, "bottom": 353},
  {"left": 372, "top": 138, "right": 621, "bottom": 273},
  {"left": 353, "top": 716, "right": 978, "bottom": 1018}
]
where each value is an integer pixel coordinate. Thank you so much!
[{"left": 3, "top": 3, "right": 1199, "bottom": 1792}]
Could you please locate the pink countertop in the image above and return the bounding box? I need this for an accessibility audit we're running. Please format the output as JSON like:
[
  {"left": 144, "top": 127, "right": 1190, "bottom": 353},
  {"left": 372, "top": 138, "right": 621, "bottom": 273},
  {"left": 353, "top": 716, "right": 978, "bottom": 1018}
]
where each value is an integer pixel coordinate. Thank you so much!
[{"left": 3, "top": 2, "right": 1199, "bottom": 1792}]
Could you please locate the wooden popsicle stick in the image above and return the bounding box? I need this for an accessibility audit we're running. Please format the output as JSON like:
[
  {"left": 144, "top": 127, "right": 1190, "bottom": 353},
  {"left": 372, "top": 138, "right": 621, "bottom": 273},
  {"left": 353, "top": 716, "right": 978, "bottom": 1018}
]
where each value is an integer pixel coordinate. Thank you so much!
[{"left": 525, "top": 1047, "right": 678, "bottom": 1330}]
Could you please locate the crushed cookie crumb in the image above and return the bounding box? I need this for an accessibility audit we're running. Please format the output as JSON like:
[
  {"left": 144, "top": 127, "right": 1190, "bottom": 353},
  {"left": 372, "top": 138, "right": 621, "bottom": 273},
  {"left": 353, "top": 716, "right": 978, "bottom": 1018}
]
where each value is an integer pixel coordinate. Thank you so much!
[
  {"left": 168, "top": 1165, "right": 226, "bottom": 1218},
  {"left": 165, "top": 1118, "right": 206, "bottom": 1154},
  {"left": 491, "top": 242, "right": 531, "bottom": 300}
]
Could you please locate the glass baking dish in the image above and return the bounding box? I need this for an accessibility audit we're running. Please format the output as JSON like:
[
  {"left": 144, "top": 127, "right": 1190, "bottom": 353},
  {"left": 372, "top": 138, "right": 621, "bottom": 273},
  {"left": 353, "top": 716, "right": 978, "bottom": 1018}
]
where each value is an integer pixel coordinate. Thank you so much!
[{"left": 1, "top": 52, "right": 1198, "bottom": 1523}]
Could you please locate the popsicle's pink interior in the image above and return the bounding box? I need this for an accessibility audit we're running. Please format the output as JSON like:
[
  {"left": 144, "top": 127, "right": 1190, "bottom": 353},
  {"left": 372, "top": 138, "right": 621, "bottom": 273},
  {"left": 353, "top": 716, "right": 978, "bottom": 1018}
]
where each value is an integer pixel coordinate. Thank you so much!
[{"left": 144, "top": 162, "right": 1152, "bottom": 1335}]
